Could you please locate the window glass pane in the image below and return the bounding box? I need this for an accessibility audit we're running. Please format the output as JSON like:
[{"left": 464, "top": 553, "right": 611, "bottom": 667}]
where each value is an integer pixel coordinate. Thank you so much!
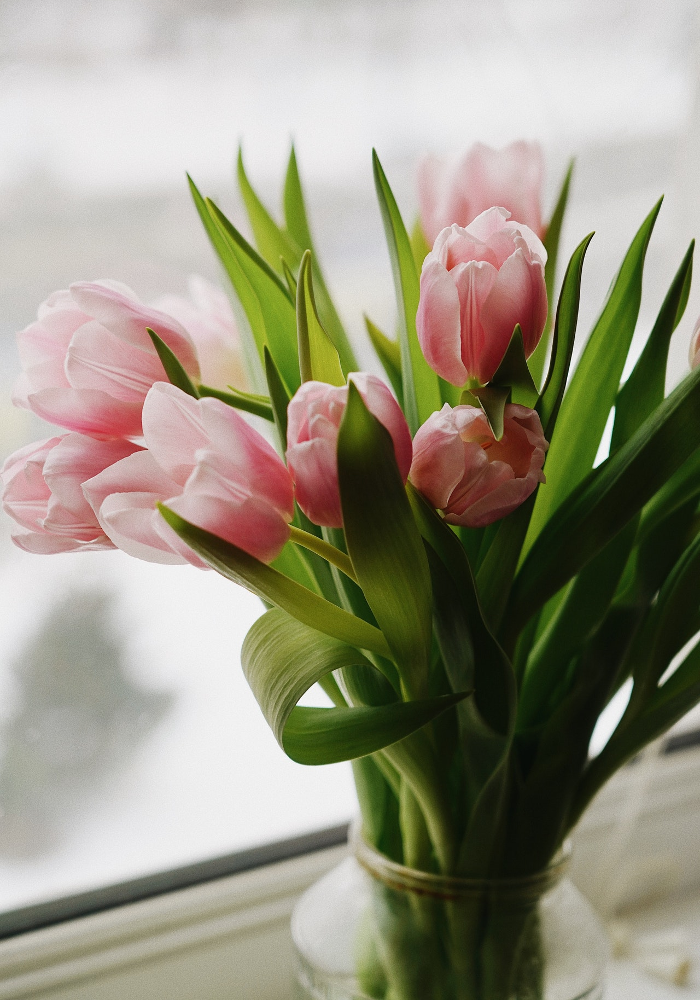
[{"left": 0, "top": 0, "right": 698, "bottom": 914}]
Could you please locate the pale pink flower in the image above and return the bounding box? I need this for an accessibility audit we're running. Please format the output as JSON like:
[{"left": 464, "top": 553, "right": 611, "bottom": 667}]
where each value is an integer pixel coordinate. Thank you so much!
[
  {"left": 418, "top": 141, "right": 544, "bottom": 246},
  {"left": 286, "top": 374, "right": 412, "bottom": 528},
  {"left": 83, "top": 382, "right": 294, "bottom": 565},
  {"left": 416, "top": 209, "right": 548, "bottom": 387},
  {"left": 2, "top": 434, "right": 141, "bottom": 553},
  {"left": 410, "top": 403, "right": 548, "bottom": 528},
  {"left": 152, "top": 276, "right": 247, "bottom": 392},
  {"left": 14, "top": 280, "right": 200, "bottom": 438}
]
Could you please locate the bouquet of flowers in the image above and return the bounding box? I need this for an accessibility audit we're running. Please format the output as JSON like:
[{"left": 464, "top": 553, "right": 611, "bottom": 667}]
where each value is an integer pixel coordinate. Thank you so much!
[{"left": 5, "top": 141, "right": 700, "bottom": 998}]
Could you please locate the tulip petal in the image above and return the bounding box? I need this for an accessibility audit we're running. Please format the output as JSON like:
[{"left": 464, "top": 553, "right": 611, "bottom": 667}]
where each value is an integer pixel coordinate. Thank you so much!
[
  {"left": 451, "top": 259, "right": 499, "bottom": 383},
  {"left": 164, "top": 492, "right": 290, "bottom": 564},
  {"left": 27, "top": 387, "right": 143, "bottom": 437},
  {"left": 69, "top": 282, "right": 200, "bottom": 379},
  {"left": 141, "top": 383, "right": 207, "bottom": 485},
  {"left": 82, "top": 448, "right": 181, "bottom": 518},
  {"left": 11, "top": 529, "right": 113, "bottom": 554},
  {"left": 44, "top": 434, "right": 141, "bottom": 516},
  {"left": 200, "top": 398, "right": 294, "bottom": 519},
  {"left": 97, "top": 492, "right": 188, "bottom": 564},
  {"left": 288, "top": 437, "right": 343, "bottom": 528},
  {"left": 480, "top": 248, "right": 548, "bottom": 370},
  {"left": 410, "top": 405, "right": 469, "bottom": 510},
  {"left": 416, "top": 259, "right": 467, "bottom": 386},
  {"left": 66, "top": 321, "right": 164, "bottom": 403}
]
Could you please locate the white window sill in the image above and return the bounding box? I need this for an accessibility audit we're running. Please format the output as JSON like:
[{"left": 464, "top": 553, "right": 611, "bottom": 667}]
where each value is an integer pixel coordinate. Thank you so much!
[{"left": 1, "top": 743, "right": 700, "bottom": 999}]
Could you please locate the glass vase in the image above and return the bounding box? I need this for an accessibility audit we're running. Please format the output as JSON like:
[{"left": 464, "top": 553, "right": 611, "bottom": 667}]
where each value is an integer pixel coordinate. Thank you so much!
[{"left": 292, "top": 827, "right": 609, "bottom": 1000}]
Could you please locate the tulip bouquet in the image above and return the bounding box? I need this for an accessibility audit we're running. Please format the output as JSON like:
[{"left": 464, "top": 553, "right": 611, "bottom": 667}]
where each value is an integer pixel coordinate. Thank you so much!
[{"left": 5, "top": 140, "right": 700, "bottom": 998}]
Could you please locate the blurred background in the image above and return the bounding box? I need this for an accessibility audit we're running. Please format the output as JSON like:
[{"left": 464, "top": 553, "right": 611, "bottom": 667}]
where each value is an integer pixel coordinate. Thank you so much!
[{"left": 0, "top": 0, "right": 699, "bottom": 913}]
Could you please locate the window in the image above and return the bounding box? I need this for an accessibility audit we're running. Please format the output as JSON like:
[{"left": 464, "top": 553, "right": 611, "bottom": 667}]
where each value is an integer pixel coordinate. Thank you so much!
[{"left": 1, "top": 0, "right": 699, "bottom": 932}]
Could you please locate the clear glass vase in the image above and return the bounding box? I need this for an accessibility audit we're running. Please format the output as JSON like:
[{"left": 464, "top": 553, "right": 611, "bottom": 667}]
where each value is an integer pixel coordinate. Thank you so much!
[{"left": 292, "top": 827, "right": 609, "bottom": 1000}]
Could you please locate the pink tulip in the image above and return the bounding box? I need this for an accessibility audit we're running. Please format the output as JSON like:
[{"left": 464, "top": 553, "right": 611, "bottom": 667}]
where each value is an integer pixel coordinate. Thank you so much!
[
  {"left": 2, "top": 434, "right": 142, "bottom": 553},
  {"left": 418, "top": 141, "right": 545, "bottom": 246},
  {"left": 410, "top": 403, "right": 548, "bottom": 528},
  {"left": 83, "top": 382, "right": 294, "bottom": 565},
  {"left": 286, "top": 374, "right": 412, "bottom": 528},
  {"left": 416, "top": 208, "right": 548, "bottom": 387},
  {"left": 14, "top": 280, "right": 201, "bottom": 438},
  {"left": 152, "top": 276, "right": 247, "bottom": 392},
  {"left": 689, "top": 317, "right": 700, "bottom": 369}
]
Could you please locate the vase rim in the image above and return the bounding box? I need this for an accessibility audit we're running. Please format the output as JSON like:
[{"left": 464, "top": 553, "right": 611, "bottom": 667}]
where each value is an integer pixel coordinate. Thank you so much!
[{"left": 351, "top": 820, "right": 571, "bottom": 902}]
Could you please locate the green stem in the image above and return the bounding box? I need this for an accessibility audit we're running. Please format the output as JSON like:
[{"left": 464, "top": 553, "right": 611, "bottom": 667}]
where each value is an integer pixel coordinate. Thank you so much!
[{"left": 288, "top": 525, "right": 358, "bottom": 583}]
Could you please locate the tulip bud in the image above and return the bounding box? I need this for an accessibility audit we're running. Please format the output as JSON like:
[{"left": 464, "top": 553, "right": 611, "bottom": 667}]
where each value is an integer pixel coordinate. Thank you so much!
[
  {"left": 416, "top": 209, "right": 548, "bottom": 387},
  {"left": 418, "top": 141, "right": 544, "bottom": 246},
  {"left": 286, "top": 374, "right": 413, "bottom": 528},
  {"left": 410, "top": 403, "right": 548, "bottom": 528}
]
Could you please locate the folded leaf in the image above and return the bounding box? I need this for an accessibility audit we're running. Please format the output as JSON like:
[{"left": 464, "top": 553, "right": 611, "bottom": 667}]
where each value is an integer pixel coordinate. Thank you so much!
[
  {"left": 242, "top": 607, "right": 467, "bottom": 765},
  {"left": 338, "top": 384, "right": 432, "bottom": 699},
  {"left": 283, "top": 147, "right": 357, "bottom": 374},
  {"left": 296, "top": 251, "right": 345, "bottom": 386},
  {"left": 373, "top": 150, "right": 441, "bottom": 433},
  {"left": 158, "top": 506, "right": 391, "bottom": 657}
]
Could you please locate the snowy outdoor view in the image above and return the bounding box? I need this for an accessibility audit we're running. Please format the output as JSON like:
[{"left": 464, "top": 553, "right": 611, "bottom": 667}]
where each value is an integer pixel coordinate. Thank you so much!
[{"left": 0, "top": 0, "right": 699, "bottom": 913}]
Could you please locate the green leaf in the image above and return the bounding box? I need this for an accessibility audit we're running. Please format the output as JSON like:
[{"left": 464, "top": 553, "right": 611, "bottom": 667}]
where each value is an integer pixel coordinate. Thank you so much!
[
  {"left": 147, "top": 329, "right": 199, "bottom": 398},
  {"left": 572, "top": 636, "right": 700, "bottom": 825},
  {"left": 517, "top": 520, "right": 637, "bottom": 730},
  {"left": 281, "top": 258, "right": 298, "bottom": 299},
  {"left": 296, "top": 250, "right": 345, "bottom": 386},
  {"left": 206, "top": 198, "right": 301, "bottom": 396},
  {"left": 638, "top": 448, "right": 700, "bottom": 543},
  {"left": 627, "top": 529, "right": 700, "bottom": 709},
  {"left": 507, "top": 362, "right": 700, "bottom": 639},
  {"left": 410, "top": 218, "right": 431, "bottom": 271},
  {"left": 237, "top": 147, "right": 302, "bottom": 272},
  {"left": 197, "top": 384, "right": 273, "bottom": 421},
  {"left": 283, "top": 145, "right": 315, "bottom": 255},
  {"left": 158, "top": 505, "right": 391, "bottom": 657},
  {"left": 364, "top": 316, "right": 403, "bottom": 405},
  {"left": 407, "top": 484, "right": 516, "bottom": 737},
  {"left": 475, "top": 495, "right": 538, "bottom": 635},
  {"left": 283, "top": 146, "right": 358, "bottom": 375},
  {"left": 490, "top": 326, "right": 538, "bottom": 406},
  {"left": 611, "top": 240, "right": 694, "bottom": 451},
  {"left": 264, "top": 346, "right": 291, "bottom": 452},
  {"left": 536, "top": 233, "right": 595, "bottom": 440},
  {"left": 242, "top": 608, "right": 466, "bottom": 765},
  {"left": 469, "top": 385, "right": 510, "bottom": 440},
  {"left": 526, "top": 200, "right": 662, "bottom": 549},
  {"left": 528, "top": 160, "right": 574, "bottom": 388},
  {"left": 187, "top": 174, "right": 267, "bottom": 392},
  {"left": 372, "top": 150, "right": 442, "bottom": 433},
  {"left": 338, "top": 383, "right": 433, "bottom": 699}
]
